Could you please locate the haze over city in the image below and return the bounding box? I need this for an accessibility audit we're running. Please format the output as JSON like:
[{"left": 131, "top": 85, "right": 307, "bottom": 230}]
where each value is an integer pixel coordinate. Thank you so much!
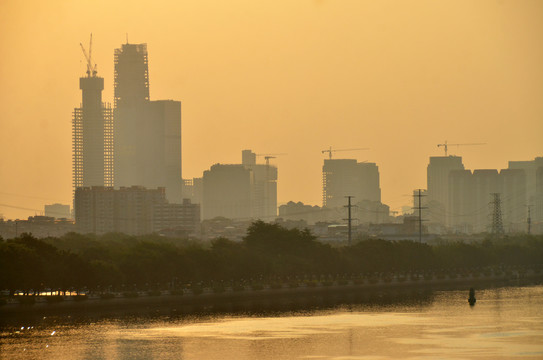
[
  {"left": 2, "top": 2, "right": 543, "bottom": 359},
  {"left": 1, "top": 0, "right": 542, "bottom": 220}
]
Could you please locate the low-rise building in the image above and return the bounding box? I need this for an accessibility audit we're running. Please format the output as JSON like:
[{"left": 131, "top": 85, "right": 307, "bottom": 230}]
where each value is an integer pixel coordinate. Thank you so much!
[{"left": 74, "top": 186, "right": 200, "bottom": 236}]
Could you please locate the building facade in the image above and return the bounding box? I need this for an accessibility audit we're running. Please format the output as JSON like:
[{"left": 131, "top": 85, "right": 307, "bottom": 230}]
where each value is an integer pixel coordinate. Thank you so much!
[
  {"left": 113, "top": 43, "right": 183, "bottom": 203},
  {"left": 241, "top": 150, "right": 278, "bottom": 220},
  {"left": 74, "top": 186, "right": 199, "bottom": 235},
  {"left": 72, "top": 73, "right": 114, "bottom": 193},
  {"left": 202, "top": 164, "right": 253, "bottom": 220},
  {"left": 426, "top": 156, "right": 464, "bottom": 226},
  {"left": 201, "top": 150, "right": 278, "bottom": 221},
  {"left": 44, "top": 203, "right": 71, "bottom": 219},
  {"left": 322, "top": 159, "right": 381, "bottom": 208},
  {"left": 448, "top": 168, "right": 528, "bottom": 234}
]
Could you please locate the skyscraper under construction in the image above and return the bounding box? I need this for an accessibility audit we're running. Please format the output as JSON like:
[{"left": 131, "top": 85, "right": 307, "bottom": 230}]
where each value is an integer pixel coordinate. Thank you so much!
[
  {"left": 72, "top": 37, "right": 114, "bottom": 192},
  {"left": 114, "top": 42, "right": 183, "bottom": 203}
]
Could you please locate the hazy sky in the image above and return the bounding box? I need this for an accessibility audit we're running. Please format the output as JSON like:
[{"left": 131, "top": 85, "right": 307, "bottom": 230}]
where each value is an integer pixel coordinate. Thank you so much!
[{"left": 1, "top": 0, "right": 542, "bottom": 220}]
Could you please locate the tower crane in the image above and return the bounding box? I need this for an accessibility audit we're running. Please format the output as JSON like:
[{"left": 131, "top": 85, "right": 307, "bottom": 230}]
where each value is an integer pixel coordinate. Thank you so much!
[
  {"left": 437, "top": 141, "right": 485, "bottom": 156},
  {"left": 321, "top": 147, "right": 369, "bottom": 160},
  {"left": 80, "top": 33, "right": 97, "bottom": 77},
  {"left": 256, "top": 153, "right": 287, "bottom": 166}
]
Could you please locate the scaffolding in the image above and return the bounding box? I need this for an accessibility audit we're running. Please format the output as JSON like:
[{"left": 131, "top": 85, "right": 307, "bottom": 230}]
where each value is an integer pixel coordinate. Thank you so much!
[{"left": 72, "top": 105, "right": 114, "bottom": 191}]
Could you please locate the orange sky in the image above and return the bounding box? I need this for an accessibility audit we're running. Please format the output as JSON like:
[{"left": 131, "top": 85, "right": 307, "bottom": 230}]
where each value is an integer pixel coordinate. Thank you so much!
[{"left": 1, "top": 0, "right": 542, "bottom": 220}]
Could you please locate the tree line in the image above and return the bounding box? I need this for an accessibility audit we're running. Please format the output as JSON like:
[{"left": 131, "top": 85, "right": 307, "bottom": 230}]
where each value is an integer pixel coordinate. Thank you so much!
[{"left": 0, "top": 221, "right": 542, "bottom": 295}]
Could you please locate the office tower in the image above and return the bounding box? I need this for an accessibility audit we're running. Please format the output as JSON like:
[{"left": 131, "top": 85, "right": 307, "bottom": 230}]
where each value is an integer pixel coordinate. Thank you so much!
[
  {"left": 114, "top": 42, "right": 182, "bottom": 203},
  {"left": 72, "top": 70, "right": 113, "bottom": 192},
  {"left": 322, "top": 159, "right": 381, "bottom": 208},
  {"left": 426, "top": 156, "right": 464, "bottom": 226},
  {"left": 202, "top": 164, "right": 253, "bottom": 220}
]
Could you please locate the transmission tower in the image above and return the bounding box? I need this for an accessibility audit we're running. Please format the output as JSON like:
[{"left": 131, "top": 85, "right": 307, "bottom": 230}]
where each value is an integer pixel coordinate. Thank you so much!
[
  {"left": 490, "top": 193, "right": 504, "bottom": 235},
  {"left": 344, "top": 196, "right": 356, "bottom": 246},
  {"left": 412, "top": 189, "right": 427, "bottom": 242}
]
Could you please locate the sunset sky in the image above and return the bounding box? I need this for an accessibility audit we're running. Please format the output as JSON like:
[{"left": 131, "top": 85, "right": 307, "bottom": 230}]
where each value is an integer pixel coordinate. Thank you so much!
[{"left": 1, "top": 0, "right": 542, "bottom": 220}]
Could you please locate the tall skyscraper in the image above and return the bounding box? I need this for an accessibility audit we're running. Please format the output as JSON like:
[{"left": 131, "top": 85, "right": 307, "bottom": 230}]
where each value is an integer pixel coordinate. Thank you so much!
[
  {"left": 322, "top": 159, "right": 381, "bottom": 208},
  {"left": 114, "top": 42, "right": 182, "bottom": 203},
  {"left": 72, "top": 56, "right": 113, "bottom": 193}
]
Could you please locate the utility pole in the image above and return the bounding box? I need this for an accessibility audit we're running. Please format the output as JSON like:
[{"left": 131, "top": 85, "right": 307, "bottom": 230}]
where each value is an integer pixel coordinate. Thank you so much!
[
  {"left": 413, "top": 189, "right": 427, "bottom": 243},
  {"left": 490, "top": 193, "right": 504, "bottom": 236},
  {"left": 344, "top": 196, "right": 356, "bottom": 246},
  {"left": 527, "top": 205, "right": 533, "bottom": 235}
]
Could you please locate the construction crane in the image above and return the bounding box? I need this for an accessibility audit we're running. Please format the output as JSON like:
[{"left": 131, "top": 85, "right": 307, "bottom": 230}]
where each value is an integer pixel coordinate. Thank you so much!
[
  {"left": 80, "top": 33, "right": 97, "bottom": 77},
  {"left": 437, "top": 141, "right": 486, "bottom": 156},
  {"left": 256, "top": 153, "right": 287, "bottom": 166},
  {"left": 321, "top": 147, "right": 369, "bottom": 160}
]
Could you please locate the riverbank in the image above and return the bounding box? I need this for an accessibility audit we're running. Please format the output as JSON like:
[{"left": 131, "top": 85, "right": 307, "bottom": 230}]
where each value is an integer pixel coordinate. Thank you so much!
[{"left": 2, "top": 268, "right": 542, "bottom": 323}]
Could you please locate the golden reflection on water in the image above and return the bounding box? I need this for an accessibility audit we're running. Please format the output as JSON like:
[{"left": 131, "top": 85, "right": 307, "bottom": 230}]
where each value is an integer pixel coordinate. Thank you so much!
[{"left": 2, "top": 286, "right": 543, "bottom": 359}]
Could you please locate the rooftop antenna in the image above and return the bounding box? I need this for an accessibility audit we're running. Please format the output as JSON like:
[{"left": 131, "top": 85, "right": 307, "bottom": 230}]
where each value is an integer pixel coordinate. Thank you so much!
[{"left": 79, "top": 33, "right": 97, "bottom": 77}]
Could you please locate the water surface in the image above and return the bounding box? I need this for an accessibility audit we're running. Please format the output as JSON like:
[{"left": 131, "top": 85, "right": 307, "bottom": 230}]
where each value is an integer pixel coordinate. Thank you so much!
[{"left": 2, "top": 285, "right": 542, "bottom": 359}]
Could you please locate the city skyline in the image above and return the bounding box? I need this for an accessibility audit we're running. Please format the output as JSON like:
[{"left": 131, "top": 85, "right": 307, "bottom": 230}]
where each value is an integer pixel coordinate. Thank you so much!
[{"left": 1, "top": 0, "right": 542, "bottom": 220}]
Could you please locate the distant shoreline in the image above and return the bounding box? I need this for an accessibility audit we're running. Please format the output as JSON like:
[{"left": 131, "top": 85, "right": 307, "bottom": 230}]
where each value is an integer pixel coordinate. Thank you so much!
[{"left": 2, "top": 270, "right": 542, "bottom": 323}]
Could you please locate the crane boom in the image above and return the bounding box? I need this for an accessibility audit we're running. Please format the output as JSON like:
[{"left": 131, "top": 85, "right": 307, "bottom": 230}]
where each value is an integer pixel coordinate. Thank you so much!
[
  {"left": 255, "top": 153, "right": 287, "bottom": 166},
  {"left": 321, "top": 146, "right": 369, "bottom": 160},
  {"left": 80, "top": 34, "right": 97, "bottom": 77},
  {"left": 264, "top": 156, "right": 276, "bottom": 166},
  {"left": 437, "top": 141, "right": 486, "bottom": 156}
]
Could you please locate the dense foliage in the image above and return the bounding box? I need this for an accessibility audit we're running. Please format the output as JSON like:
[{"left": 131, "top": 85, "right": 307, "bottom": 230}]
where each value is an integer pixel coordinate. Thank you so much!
[{"left": 1, "top": 221, "right": 542, "bottom": 294}]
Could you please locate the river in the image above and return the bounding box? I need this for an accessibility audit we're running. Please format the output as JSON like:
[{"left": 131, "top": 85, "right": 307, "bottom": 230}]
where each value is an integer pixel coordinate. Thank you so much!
[{"left": 1, "top": 285, "right": 542, "bottom": 359}]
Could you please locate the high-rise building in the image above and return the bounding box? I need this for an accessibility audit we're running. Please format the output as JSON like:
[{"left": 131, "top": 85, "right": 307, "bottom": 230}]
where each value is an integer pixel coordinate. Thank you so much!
[
  {"left": 201, "top": 150, "right": 278, "bottom": 220},
  {"left": 472, "top": 169, "right": 501, "bottom": 233},
  {"left": 448, "top": 170, "right": 475, "bottom": 233},
  {"left": 202, "top": 164, "right": 253, "bottom": 220},
  {"left": 241, "top": 150, "right": 278, "bottom": 219},
  {"left": 72, "top": 69, "right": 113, "bottom": 193},
  {"left": 508, "top": 157, "right": 543, "bottom": 225},
  {"left": 501, "top": 169, "right": 526, "bottom": 232},
  {"left": 448, "top": 168, "right": 528, "bottom": 234},
  {"left": 113, "top": 42, "right": 182, "bottom": 203},
  {"left": 426, "top": 156, "right": 464, "bottom": 226},
  {"left": 322, "top": 159, "right": 381, "bottom": 208}
]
